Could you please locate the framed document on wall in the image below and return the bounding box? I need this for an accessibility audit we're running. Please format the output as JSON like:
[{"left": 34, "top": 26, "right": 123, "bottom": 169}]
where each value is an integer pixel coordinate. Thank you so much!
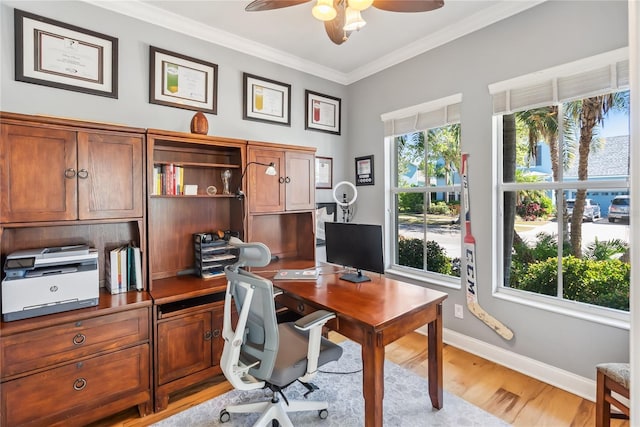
[
  {"left": 243, "top": 73, "right": 291, "bottom": 126},
  {"left": 14, "top": 9, "right": 118, "bottom": 98},
  {"left": 355, "top": 155, "right": 375, "bottom": 186},
  {"left": 305, "top": 90, "right": 341, "bottom": 135}
]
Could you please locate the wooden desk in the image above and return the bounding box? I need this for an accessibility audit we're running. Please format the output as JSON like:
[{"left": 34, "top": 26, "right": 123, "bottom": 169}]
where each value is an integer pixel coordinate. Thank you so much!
[{"left": 269, "top": 268, "right": 448, "bottom": 427}]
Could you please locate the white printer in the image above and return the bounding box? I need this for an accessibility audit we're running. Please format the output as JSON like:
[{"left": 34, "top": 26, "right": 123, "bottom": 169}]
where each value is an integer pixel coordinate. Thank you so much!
[{"left": 1, "top": 245, "right": 99, "bottom": 322}]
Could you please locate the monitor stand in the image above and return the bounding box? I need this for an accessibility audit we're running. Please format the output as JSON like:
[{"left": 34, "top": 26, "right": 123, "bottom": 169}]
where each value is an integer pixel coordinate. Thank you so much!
[{"left": 340, "top": 269, "right": 371, "bottom": 283}]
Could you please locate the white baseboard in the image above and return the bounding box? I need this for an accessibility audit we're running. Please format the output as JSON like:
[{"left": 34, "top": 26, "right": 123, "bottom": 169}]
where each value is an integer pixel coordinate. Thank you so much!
[{"left": 415, "top": 326, "right": 596, "bottom": 402}]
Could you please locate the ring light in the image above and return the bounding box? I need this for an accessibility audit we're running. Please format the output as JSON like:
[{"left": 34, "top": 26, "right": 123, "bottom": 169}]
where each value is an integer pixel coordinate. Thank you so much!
[{"left": 332, "top": 181, "right": 358, "bottom": 207}]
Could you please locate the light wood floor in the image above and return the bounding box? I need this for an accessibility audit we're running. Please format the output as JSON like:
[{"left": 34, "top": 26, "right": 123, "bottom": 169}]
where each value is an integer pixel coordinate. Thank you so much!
[{"left": 91, "top": 332, "right": 628, "bottom": 427}]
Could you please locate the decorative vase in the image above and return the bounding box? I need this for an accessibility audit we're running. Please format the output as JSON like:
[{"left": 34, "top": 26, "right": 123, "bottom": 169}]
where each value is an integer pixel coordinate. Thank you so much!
[{"left": 190, "top": 111, "right": 208, "bottom": 134}]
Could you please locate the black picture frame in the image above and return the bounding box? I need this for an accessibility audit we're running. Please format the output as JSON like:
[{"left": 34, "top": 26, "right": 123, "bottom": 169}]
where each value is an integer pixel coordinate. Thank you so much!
[
  {"left": 14, "top": 9, "right": 118, "bottom": 98},
  {"left": 149, "top": 46, "right": 218, "bottom": 113},
  {"left": 305, "top": 90, "right": 341, "bottom": 135},
  {"left": 355, "top": 155, "right": 375, "bottom": 186},
  {"left": 243, "top": 72, "right": 291, "bottom": 126}
]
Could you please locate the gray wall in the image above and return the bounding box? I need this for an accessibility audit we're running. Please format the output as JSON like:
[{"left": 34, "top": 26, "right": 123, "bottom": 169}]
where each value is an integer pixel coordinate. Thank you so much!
[
  {"left": 0, "top": 0, "right": 630, "bottom": 380},
  {"left": 346, "top": 0, "right": 630, "bottom": 379}
]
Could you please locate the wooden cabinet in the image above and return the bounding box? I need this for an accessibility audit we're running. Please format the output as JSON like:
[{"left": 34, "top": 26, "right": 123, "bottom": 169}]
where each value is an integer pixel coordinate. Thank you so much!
[
  {"left": 247, "top": 143, "right": 315, "bottom": 213},
  {"left": 146, "top": 129, "right": 244, "bottom": 411},
  {"left": 246, "top": 142, "right": 316, "bottom": 261},
  {"left": 0, "top": 112, "right": 149, "bottom": 425},
  {"left": 1, "top": 115, "right": 143, "bottom": 223},
  {"left": 153, "top": 291, "right": 225, "bottom": 411},
  {"left": 0, "top": 293, "right": 153, "bottom": 427}
]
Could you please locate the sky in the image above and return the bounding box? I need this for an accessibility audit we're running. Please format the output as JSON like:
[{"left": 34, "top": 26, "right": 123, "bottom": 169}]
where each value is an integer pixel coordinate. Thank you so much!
[{"left": 599, "top": 109, "right": 630, "bottom": 138}]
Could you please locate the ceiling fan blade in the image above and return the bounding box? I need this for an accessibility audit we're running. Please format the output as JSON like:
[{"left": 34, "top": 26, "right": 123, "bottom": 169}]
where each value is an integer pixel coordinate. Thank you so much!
[
  {"left": 324, "top": 0, "right": 349, "bottom": 45},
  {"left": 372, "top": 0, "right": 444, "bottom": 13},
  {"left": 245, "top": 0, "right": 311, "bottom": 12}
]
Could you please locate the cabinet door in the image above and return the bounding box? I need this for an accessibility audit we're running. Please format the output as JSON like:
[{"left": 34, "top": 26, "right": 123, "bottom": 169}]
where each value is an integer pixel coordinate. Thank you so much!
[
  {"left": 77, "top": 132, "right": 144, "bottom": 219},
  {"left": 0, "top": 124, "right": 77, "bottom": 222},
  {"left": 157, "top": 311, "right": 213, "bottom": 385},
  {"left": 247, "top": 148, "right": 285, "bottom": 213},
  {"left": 285, "top": 151, "right": 315, "bottom": 211}
]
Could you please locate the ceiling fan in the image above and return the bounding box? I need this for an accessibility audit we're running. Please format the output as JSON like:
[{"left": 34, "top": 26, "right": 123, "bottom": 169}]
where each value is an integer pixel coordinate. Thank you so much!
[{"left": 245, "top": 0, "right": 445, "bottom": 45}]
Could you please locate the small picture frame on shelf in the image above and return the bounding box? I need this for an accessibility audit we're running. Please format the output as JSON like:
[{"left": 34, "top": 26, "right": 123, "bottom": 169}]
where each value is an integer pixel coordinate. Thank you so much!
[
  {"left": 315, "top": 156, "right": 333, "bottom": 189},
  {"left": 149, "top": 46, "right": 218, "bottom": 113},
  {"left": 243, "top": 72, "right": 291, "bottom": 126},
  {"left": 355, "top": 155, "right": 375, "bottom": 186},
  {"left": 14, "top": 9, "right": 118, "bottom": 98},
  {"left": 305, "top": 90, "right": 341, "bottom": 135}
]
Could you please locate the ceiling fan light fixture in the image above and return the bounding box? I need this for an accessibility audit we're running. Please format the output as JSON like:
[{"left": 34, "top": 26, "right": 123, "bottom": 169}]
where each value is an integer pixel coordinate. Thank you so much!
[
  {"left": 343, "top": 7, "right": 366, "bottom": 31},
  {"left": 312, "top": 0, "right": 337, "bottom": 21},
  {"left": 347, "top": 0, "right": 373, "bottom": 11}
]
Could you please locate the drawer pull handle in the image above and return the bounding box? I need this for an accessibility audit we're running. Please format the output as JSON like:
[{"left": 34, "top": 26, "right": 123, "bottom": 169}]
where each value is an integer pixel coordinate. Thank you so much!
[
  {"left": 77, "top": 168, "right": 89, "bottom": 179},
  {"left": 212, "top": 329, "right": 221, "bottom": 338},
  {"left": 297, "top": 303, "right": 305, "bottom": 313},
  {"left": 73, "top": 378, "right": 87, "bottom": 391},
  {"left": 64, "top": 168, "right": 76, "bottom": 178},
  {"left": 204, "top": 330, "right": 213, "bottom": 341},
  {"left": 73, "top": 333, "right": 86, "bottom": 345}
]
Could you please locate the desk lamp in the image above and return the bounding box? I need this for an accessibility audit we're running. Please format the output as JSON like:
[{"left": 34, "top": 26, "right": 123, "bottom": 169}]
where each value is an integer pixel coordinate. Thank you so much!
[{"left": 236, "top": 161, "right": 277, "bottom": 198}]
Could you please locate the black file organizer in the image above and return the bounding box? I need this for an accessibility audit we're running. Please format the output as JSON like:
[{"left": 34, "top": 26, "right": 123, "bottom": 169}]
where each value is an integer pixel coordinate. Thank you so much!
[{"left": 193, "top": 231, "right": 240, "bottom": 279}]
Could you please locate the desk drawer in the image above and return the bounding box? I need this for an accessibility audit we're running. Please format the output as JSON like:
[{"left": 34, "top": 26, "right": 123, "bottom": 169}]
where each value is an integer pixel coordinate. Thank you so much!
[
  {"left": 276, "top": 293, "right": 321, "bottom": 316},
  {"left": 2, "top": 343, "right": 150, "bottom": 427},
  {"left": 1, "top": 307, "right": 149, "bottom": 377}
]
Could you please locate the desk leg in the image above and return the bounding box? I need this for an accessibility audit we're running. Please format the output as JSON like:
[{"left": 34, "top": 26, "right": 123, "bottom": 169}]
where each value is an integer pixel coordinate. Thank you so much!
[
  {"left": 362, "top": 331, "right": 384, "bottom": 427},
  {"left": 427, "top": 303, "right": 444, "bottom": 409}
]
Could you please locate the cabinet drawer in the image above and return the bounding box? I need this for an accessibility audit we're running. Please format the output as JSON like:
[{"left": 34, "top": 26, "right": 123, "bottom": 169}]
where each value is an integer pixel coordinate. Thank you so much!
[
  {"left": 1, "top": 308, "right": 149, "bottom": 377},
  {"left": 2, "top": 343, "right": 150, "bottom": 427}
]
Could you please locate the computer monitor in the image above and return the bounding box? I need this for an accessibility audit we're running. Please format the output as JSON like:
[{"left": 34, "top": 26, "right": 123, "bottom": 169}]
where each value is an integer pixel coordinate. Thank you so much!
[{"left": 324, "top": 222, "right": 384, "bottom": 283}]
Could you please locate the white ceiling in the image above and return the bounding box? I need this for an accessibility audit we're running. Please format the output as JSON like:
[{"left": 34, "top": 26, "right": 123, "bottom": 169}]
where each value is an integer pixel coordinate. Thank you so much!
[{"left": 89, "top": 0, "right": 546, "bottom": 84}]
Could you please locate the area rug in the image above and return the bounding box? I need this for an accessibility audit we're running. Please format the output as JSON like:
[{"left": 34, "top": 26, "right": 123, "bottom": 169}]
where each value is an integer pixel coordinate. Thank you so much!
[{"left": 153, "top": 340, "right": 508, "bottom": 426}]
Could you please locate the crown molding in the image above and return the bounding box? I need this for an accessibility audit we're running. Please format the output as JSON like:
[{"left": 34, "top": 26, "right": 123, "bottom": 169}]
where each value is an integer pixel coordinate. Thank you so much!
[{"left": 85, "top": 0, "right": 547, "bottom": 86}]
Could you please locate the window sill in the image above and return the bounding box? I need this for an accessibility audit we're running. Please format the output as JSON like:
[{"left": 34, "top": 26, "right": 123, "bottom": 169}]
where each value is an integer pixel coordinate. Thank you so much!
[
  {"left": 495, "top": 288, "right": 630, "bottom": 331},
  {"left": 385, "top": 267, "right": 461, "bottom": 290}
]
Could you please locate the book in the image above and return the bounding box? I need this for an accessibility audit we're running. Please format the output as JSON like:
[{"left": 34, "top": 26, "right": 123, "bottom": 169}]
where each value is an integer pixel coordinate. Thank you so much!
[
  {"left": 105, "top": 246, "right": 122, "bottom": 294},
  {"left": 129, "top": 245, "right": 143, "bottom": 291},
  {"left": 119, "top": 246, "right": 128, "bottom": 293}
]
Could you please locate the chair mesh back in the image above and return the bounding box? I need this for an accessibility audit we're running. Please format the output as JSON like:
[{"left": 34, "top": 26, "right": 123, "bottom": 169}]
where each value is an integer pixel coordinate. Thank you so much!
[{"left": 224, "top": 242, "right": 279, "bottom": 380}]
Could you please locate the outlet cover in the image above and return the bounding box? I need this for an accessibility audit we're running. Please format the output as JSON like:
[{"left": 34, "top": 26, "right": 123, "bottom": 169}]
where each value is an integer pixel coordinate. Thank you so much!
[{"left": 454, "top": 304, "right": 463, "bottom": 319}]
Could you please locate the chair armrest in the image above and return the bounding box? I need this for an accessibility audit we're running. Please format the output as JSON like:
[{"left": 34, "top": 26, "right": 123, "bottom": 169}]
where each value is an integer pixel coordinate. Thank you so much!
[{"left": 294, "top": 310, "right": 335, "bottom": 331}]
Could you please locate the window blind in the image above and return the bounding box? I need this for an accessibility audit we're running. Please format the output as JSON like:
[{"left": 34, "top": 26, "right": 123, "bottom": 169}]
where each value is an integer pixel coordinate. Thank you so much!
[
  {"left": 380, "top": 93, "right": 462, "bottom": 138},
  {"left": 489, "top": 47, "right": 629, "bottom": 114}
]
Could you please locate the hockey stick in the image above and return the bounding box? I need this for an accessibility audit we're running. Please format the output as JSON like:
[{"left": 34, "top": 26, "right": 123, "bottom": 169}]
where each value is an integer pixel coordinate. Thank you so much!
[{"left": 461, "top": 153, "right": 514, "bottom": 341}]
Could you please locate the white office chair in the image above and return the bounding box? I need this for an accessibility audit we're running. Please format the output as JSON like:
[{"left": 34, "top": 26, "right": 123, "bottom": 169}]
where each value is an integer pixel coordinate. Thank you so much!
[{"left": 220, "top": 241, "right": 343, "bottom": 427}]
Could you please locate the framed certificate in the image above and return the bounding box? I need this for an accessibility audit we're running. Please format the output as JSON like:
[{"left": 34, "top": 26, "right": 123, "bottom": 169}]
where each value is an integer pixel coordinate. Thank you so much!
[
  {"left": 305, "top": 90, "right": 341, "bottom": 135},
  {"left": 14, "top": 9, "right": 118, "bottom": 98},
  {"left": 149, "top": 46, "right": 218, "bottom": 113},
  {"left": 243, "top": 73, "right": 291, "bottom": 126},
  {"left": 315, "top": 156, "right": 333, "bottom": 189},
  {"left": 355, "top": 155, "right": 375, "bottom": 186}
]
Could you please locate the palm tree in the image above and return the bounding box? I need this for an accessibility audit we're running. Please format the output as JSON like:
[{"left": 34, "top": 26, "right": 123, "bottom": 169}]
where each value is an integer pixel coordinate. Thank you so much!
[
  {"left": 503, "top": 114, "right": 517, "bottom": 286},
  {"left": 564, "top": 91, "right": 629, "bottom": 257}
]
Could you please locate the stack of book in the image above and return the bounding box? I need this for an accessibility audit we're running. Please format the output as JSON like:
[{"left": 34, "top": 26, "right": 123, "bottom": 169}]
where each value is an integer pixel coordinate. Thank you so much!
[
  {"left": 152, "top": 163, "right": 184, "bottom": 195},
  {"left": 105, "top": 244, "right": 143, "bottom": 294}
]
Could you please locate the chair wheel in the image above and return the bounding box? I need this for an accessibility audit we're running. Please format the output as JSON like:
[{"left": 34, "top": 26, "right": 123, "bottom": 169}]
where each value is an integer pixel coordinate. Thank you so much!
[
  {"left": 219, "top": 409, "right": 231, "bottom": 423},
  {"left": 319, "top": 409, "right": 328, "bottom": 419}
]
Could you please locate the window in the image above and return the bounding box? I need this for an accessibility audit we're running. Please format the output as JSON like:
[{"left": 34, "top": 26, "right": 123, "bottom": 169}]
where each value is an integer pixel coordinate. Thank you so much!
[
  {"left": 382, "top": 95, "right": 462, "bottom": 286},
  {"left": 491, "top": 48, "right": 630, "bottom": 318}
]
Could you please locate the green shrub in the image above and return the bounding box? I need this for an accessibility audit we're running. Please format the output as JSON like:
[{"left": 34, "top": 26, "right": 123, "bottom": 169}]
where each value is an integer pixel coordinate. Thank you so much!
[
  {"left": 397, "top": 238, "right": 457, "bottom": 276},
  {"left": 512, "top": 256, "right": 629, "bottom": 311},
  {"left": 426, "top": 201, "right": 451, "bottom": 216},
  {"left": 397, "top": 193, "right": 424, "bottom": 213}
]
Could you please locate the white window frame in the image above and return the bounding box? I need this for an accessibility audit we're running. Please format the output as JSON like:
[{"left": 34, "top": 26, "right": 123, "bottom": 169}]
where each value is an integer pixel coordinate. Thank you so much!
[
  {"left": 490, "top": 48, "right": 630, "bottom": 329},
  {"left": 382, "top": 94, "right": 463, "bottom": 289}
]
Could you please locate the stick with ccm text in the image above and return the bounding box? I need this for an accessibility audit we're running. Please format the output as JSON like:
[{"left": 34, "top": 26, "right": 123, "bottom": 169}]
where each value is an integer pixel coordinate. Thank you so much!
[{"left": 462, "top": 153, "right": 514, "bottom": 341}]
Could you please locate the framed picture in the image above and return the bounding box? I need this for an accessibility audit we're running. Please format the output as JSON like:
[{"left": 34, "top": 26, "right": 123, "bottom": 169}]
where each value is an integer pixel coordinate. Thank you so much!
[
  {"left": 243, "top": 73, "right": 291, "bottom": 126},
  {"left": 149, "top": 46, "right": 218, "bottom": 113},
  {"left": 315, "top": 156, "right": 333, "bottom": 189},
  {"left": 305, "top": 90, "right": 341, "bottom": 135},
  {"left": 14, "top": 9, "right": 118, "bottom": 98},
  {"left": 355, "top": 155, "right": 375, "bottom": 186}
]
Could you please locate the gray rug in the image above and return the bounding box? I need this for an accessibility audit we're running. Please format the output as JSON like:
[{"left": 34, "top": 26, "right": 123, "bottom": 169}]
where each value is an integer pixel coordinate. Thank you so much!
[{"left": 153, "top": 340, "right": 508, "bottom": 426}]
